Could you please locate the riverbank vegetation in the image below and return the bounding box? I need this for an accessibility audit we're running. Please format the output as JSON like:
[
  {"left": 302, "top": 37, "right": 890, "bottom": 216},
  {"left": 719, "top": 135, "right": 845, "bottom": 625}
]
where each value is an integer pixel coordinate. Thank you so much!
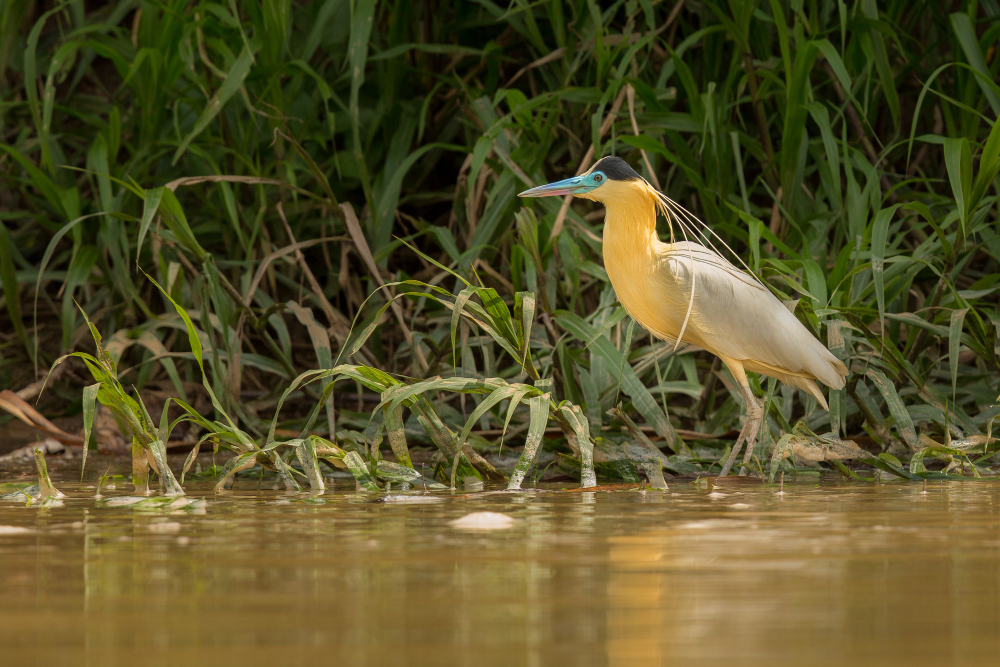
[{"left": 1, "top": 0, "right": 998, "bottom": 490}]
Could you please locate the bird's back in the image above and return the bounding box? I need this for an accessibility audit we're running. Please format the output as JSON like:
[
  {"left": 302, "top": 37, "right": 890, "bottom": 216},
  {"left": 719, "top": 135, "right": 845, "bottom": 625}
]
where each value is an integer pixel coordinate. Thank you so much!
[{"left": 618, "top": 240, "right": 847, "bottom": 393}]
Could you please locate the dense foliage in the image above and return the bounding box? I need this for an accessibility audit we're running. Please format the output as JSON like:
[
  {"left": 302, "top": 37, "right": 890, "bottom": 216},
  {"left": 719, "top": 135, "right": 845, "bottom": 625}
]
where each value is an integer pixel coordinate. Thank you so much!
[{"left": 1, "top": 0, "right": 998, "bottom": 487}]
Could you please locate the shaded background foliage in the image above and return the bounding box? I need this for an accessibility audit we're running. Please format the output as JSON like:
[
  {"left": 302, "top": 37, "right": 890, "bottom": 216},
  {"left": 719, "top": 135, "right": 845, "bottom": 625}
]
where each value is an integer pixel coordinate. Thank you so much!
[{"left": 1, "top": 0, "right": 998, "bottom": 478}]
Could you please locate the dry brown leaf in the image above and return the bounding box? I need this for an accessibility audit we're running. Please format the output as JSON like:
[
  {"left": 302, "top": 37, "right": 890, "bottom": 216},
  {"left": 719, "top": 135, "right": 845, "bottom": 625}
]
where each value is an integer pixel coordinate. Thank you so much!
[
  {"left": 0, "top": 390, "right": 84, "bottom": 447},
  {"left": 789, "top": 437, "right": 865, "bottom": 462}
]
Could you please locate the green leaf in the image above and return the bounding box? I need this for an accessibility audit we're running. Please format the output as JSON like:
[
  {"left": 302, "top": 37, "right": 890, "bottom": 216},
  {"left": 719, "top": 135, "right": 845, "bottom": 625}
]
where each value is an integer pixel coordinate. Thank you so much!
[
  {"left": 347, "top": 0, "right": 378, "bottom": 211},
  {"left": 382, "top": 401, "right": 412, "bottom": 469},
  {"left": 814, "top": 39, "right": 852, "bottom": 98},
  {"left": 157, "top": 188, "right": 208, "bottom": 262},
  {"left": 861, "top": 0, "right": 899, "bottom": 127},
  {"left": 498, "top": 385, "right": 532, "bottom": 452},
  {"left": 515, "top": 291, "right": 536, "bottom": 370},
  {"left": 173, "top": 45, "right": 256, "bottom": 164},
  {"left": 971, "top": 116, "right": 1000, "bottom": 210},
  {"left": 451, "top": 285, "right": 477, "bottom": 369},
  {"left": 0, "top": 220, "right": 28, "bottom": 355},
  {"left": 866, "top": 369, "right": 918, "bottom": 449},
  {"left": 458, "top": 383, "right": 518, "bottom": 446},
  {"left": 373, "top": 142, "right": 465, "bottom": 249},
  {"left": 295, "top": 438, "right": 325, "bottom": 491},
  {"left": 214, "top": 451, "right": 260, "bottom": 491},
  {"left": 148, "top": 438, "right": 184, "bottom": 496},
  {"left": 871, "top": 204, "right": 902, "bottom": 335},
  {"left": 375, "top": 460, "right": 447, "bottom": 489},
  {"left": 0, "top": 144, "right": 65, "bottom": 216},
  {"left": 805, "top": 102, "right": 841, "bottom": 210},
  {"left": 410, "top": 396, "right": 482, "bottom": 483},
  {"left": 779, "top": 41, "right": 819, "bottom": 202},
  {"left": 559, "top": 403, "right": 595, "bottom": 488},
  {"left": 144, "top": 271, "right": 252, "bottom": 449},
  {"left": 181, "top": 436, "right": 209, "bottom": 486},
  {"left": 860, "top": 455, "right": 921, "bottom": 480},
  {"left": 909, "top": 448, "right": 928, "bottom": 474},
  {"left": 556, "top": 311, "right": 677, "bottom": 443},
  {"left": 395, "top": 236, "right": 470, "bottom": 287},
  {"left": 136, "top": 186, "right": 164, "bottom": 262},
  {"left": 478, "top": 287, "right": 518, "bottom": 345},
  {"left": 287, "top": 301, "right": 335, "bottom": 437},
  {"left": 949, "top": 308, "right": 969, "bottom": 403},
  {"left": 768, "top": 433, "right": 796, "bottom": 483},
  {"left": 342, "top": 451, "right": 380, "bottom": 491},
  {"left": 24, "top": 5, "right": 64, "bottom": 171},
  {"left": 583, "top": 307, "right": 628, "bottom": 349},
  {"left": 944, "top": 137, "right": 973, "bottom": 241},
  {"left": 32, "top": 212, "right": 106, "bottom": 373},
  {"left": 80, "top": 383, "right": 100, "bottom": 480},
  {"left": 950, "top": 13, "right": 1000, "bottom": 116}
]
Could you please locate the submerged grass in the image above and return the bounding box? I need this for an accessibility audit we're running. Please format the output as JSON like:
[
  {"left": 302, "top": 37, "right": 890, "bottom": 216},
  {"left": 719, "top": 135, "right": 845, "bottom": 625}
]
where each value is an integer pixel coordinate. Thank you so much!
[{"left": 0, "top": 1, "right": 998, "bottom": 490}]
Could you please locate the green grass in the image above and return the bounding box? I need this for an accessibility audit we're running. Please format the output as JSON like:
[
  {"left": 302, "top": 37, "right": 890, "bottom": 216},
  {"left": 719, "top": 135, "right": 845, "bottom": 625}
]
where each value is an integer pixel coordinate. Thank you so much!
[{"left": 1, "top": 0, "right": 998, "bottom": 490}]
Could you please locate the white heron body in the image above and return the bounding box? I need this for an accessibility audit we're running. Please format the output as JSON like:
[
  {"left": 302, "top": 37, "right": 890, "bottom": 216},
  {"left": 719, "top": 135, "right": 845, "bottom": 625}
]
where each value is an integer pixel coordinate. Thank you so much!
[{"left": 597, "top": 177, "right": 847, "bottom": 408}]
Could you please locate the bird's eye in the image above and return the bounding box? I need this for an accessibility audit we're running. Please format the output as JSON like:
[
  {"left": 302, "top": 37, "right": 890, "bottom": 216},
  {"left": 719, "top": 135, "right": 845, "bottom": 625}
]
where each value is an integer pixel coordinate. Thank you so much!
[{"left": 593, "top": 174, "right": 603, "bottom": 182}]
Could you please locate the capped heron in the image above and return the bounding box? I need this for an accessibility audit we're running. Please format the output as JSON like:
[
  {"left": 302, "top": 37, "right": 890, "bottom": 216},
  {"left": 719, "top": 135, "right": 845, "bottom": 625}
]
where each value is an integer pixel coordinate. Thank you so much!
[{"left": 519, "top": 156, "right": 848, "bottom": 478}]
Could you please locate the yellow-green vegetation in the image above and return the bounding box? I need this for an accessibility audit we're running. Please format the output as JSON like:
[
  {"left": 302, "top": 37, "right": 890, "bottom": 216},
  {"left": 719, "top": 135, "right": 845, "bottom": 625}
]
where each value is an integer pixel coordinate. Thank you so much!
[{"left": 1, "top": 1, "right": 998, "bottom": 490}]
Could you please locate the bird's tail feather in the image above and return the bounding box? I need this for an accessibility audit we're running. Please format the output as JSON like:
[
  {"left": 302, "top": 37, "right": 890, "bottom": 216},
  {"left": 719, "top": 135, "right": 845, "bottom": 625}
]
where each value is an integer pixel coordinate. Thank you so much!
[
  {"left": 769, "top": 374, "right": 830, "bottom": 412},
  {"left": 790, "top": 377, "right": 830, "bottom": 411},
  {"left": 742, "top": 359, "right": 843, "bottom": 412},
  {"left": 807, "top": 346, "right": 849, "bottom": 391}
]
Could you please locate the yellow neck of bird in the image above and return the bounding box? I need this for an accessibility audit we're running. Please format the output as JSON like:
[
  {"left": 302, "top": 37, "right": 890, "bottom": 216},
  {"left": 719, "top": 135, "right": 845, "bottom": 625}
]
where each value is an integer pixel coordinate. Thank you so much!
[{"left": 595, "top": 181, "right": 659, "bottom": 261}]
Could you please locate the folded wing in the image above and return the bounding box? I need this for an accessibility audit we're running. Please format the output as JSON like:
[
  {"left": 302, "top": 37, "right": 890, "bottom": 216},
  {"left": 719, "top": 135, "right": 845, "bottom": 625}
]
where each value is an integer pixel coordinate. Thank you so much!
[{"left": 649, "top": 242, "right": 847, "bottom": 392}]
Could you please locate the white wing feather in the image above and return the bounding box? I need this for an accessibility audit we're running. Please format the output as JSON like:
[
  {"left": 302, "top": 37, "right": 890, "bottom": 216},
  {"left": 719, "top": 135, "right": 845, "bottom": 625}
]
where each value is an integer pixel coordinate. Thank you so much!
[{"left": 649, "top": 242, "right": 846, "bottom": 390}]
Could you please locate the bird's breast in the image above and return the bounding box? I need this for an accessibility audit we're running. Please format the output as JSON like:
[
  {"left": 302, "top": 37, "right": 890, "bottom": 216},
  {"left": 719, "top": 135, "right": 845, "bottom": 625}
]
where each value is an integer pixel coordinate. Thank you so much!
[{"left": 602, "top": 232, "right": 692, "bottom": 345}]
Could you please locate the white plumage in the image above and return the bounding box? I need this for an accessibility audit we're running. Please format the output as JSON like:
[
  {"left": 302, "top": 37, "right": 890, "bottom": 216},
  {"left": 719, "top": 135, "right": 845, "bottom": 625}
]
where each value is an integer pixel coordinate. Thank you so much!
[{"left": 613, "top": 239, "right": 846, "bottom": 407}]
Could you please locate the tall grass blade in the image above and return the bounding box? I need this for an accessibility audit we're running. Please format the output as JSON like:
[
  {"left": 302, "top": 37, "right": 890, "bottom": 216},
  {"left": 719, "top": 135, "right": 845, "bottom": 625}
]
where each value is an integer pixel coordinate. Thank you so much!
[
  {"left": 557, "top": 311, "right": 677, "bottom": 443},
  {"left": 382, "top": 401, "right": 413, "bottom": 469},
  {"left": 866, "top": 369, "right": 918, "bottom": 449},
  {"left": 80, "top": 383, "right": 99, "bottom": 480},
  {"left": 172, "top": 45, "right": 255, "bottom": 164},
  {"left": 950, "top": 13, "right": 1000, "bottom": 116},
  {"left": 507, "top": 392, "right": 549, "bottom": 491}
]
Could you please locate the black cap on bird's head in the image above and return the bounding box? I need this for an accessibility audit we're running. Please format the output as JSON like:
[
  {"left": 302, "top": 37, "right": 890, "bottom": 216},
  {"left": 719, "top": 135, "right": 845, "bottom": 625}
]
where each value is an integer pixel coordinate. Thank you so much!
[
  {"left": 588, "top": 156, "right": 641, "bottom": 182},
  {"left": 517, "top": 156, "right": 642, "bottom": 198}
]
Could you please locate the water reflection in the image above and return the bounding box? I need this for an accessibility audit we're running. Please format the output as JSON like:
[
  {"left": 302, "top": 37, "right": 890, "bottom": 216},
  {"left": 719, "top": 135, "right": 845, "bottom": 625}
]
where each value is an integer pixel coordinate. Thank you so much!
[{"left": 2, "top": 478, "right": 1000, "bottom": 664}]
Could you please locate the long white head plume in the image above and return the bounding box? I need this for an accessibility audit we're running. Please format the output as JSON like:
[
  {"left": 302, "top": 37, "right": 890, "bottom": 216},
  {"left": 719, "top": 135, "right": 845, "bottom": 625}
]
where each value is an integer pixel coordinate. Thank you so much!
[
  {"left": 630, "top": 177, "right": 770, "bottom": 351},
  {"left": 636, "top": 177, "right": 767, "bottom": 292}
]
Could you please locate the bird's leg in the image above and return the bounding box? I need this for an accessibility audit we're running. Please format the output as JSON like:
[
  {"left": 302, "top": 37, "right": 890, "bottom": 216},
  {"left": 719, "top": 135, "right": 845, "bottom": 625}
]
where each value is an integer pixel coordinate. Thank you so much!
[
  {"left": 718, "top": 382, "right": 761, "bottom": 477},
  {"left": 737, "top": 385, "right": 763, "bottom": 476},
  {"left": 718, "top": 415, "right": 752, "bottom": 477}
]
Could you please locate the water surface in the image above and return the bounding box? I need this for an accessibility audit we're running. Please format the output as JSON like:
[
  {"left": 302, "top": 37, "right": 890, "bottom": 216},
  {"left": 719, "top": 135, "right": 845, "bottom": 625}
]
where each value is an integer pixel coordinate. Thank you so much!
[{"left": 3, "top": 467, "right": 1000, "bottom": 666}]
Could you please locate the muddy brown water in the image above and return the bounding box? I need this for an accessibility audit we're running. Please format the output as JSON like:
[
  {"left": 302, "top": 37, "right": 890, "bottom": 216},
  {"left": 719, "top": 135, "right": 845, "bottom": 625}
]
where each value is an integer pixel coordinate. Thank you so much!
[{"left": 3, "top": 462, "right": 1000, "bottom": 666}]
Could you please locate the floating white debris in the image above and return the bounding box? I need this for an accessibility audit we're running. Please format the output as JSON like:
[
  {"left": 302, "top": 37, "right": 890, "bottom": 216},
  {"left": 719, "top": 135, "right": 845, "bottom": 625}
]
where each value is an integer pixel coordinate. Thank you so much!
[
  {"left": 98, "top": 496, "right": 206, "bottom": 512},
  {"left": 449, "top": 511, "right": 517, "bottom": 530},
  {"left": 0, "top": 438, "right": 65, "bottom": 462},
  {"left": 99, "top": 496, "right": 150, "bottom": 507},
  {"left": 146, "top": 521, "right": 182, "bottom": 533},
  {"left": 379, "top": 494, "right": 443, "bottom": 504},
  {"left": 0, "top": 525, "right": 32, "bottom": 535}
]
